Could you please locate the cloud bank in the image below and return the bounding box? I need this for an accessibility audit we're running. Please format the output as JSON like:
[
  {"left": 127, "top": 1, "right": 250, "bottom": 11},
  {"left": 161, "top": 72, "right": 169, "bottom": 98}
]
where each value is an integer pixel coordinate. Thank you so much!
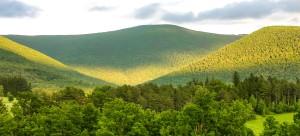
[
  {"left": 135, "top": 0, "right": 300, "bottom": 23},
  {"left": 134, "top": 3, "right": 160, "bottom": 19}
]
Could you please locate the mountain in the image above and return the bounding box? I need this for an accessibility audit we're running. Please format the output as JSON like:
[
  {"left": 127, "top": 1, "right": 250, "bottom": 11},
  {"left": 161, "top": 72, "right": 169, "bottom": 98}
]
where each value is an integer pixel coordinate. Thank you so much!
[
  {"left": 151, "top": 26, "right": 300, "bottom": 85},
  {"left": 0, "top": 36, "right": 111, "bottom": 90},
  {"left": 5, "top": 25, "right": 242, "bottom": 85}
]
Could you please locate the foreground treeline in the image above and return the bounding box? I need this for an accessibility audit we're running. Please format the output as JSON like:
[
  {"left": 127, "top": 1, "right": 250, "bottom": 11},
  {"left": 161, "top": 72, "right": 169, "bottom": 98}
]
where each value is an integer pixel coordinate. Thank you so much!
[
  {"left": 0, "top": 72, "right": 300, "bottom": 135},
  {"left": 1, "top": 86, "right": 256, "bottom": 135},
  {"left": 1, "top": 73, "right": 300, "bottom": 114}
]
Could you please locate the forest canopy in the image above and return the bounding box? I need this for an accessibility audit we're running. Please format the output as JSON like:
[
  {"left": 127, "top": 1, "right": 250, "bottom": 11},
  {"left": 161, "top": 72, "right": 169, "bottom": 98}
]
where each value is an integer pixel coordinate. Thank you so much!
[{"left": 1, "top": 72, "right": 300, "bottom": 135}]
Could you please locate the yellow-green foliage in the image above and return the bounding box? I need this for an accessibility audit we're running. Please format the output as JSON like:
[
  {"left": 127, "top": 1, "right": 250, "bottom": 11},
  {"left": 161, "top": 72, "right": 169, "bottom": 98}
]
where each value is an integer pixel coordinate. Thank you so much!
[
  {"left": 72, "top": 52, "right": 203, "bottom": 85},
  {"left": 153, "top": 26, "right": 300, "bottom": 84},
  {"left": 0, "top": 97, "right": 17, "bottom": 111},
  {"left": 0, "top": 36, "right": 69, "bottom": 70},
  {"left": 73, "top": 66, "right": 174, "bottom": 85},
  {"left": 180, "top": 26, "right": 300, "bottom": 73}
]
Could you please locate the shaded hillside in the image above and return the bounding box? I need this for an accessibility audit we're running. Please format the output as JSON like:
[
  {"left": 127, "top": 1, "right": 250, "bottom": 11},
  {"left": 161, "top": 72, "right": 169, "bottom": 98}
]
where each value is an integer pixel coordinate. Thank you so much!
[
  {"left": 151, "top": 26, "right": 300, "bottom": 85},
  {"left": 5, "top": 25, "right": 242, "bottom": 85},
  {"left": 0, "top": 36, "right": 111, "bottom": 89}
]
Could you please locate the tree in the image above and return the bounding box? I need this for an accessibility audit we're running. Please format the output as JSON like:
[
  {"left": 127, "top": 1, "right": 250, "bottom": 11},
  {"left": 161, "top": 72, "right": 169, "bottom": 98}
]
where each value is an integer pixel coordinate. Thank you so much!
[
  {"left": 54, "top": 86, "right": 86, "bottom": 105},
  {"left": 256, "top": 99, "right": 267, "bottom": 116},
  {"left": 157, "top": 110, "right": 191, "bottom": 135},
  {"left": 0, "top": 85, "right": 4, "bottom": 96},
  {"left": 193, "top": 86, "right": 216, "bottom": 108},
  {"left": 216, "top": 100, "right": 255, "bottom": 135},
  {"left": 82, "top": 103, "right": 100, "bottom": 135},
  {"left": 41, "top": 102, "right": 84, "bottom": 135},
  {"left": 182, "top": 86, "right": 217, "bottom": 135},
  {"left": 16, "top": 92, "right": 44, "bottom": 116},
  {"left": 249, "top": 95, "right": 257, "bottom": 109},
  {"left": 0, "top": 99, "right": 7, "bottom": 114},
  {"left": 89, "top": 86, "right": 111, "bottom": 108},
  {"left": 7, "top": 92, "right": 14, "bottom": 102},
  {"left": 261, "top": 116, "right": 279, "bottom": 136},
  {"left": 276, "top": 122, "right": 291, "bottom": 136},
  {"left": 0, "top": 112, "right": 14, "bottom": 135},
  {"left": 205, "top": 77, "right": 209, "bottom": 86},
  {"left": 0, "top": 76, "right": 31, "bottom": 96},
  {"left": 98, "top": 99, "right": 148, "bottom": 135},
  {"left": 233, "top": 71, "right": 240, "bottom": 87},
  {"left": 293, "top": 111, "right": 300, "bottom": 124}
]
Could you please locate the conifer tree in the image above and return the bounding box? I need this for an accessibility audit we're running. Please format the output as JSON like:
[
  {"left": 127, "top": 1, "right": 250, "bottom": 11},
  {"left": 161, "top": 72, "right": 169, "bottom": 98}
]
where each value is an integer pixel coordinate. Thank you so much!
[{"left": 233, "top": 71, "right": 240, "bottom": 87}]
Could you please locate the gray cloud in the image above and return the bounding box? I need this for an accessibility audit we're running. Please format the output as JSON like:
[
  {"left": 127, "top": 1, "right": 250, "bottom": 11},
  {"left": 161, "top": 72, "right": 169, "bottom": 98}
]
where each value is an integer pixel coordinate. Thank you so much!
[
  {"left": 278, "top": 0, "right": 300, "bottom": 13},
  {"left": 197, "top": 0, "right": 276, "bottom": 20},
  {"left": 162, "top": 12, "right": 195, "bottom": 23},
  {"left": 89, "top": 6, "right": 114, "bottom": 12},
  {"left": 0, "top": 0, "right": 40, "bottom": 18},
  {"left": 134, "top": 3, "right": 160, "bottom": 19},
  {"left": 160, "top": 0, "right": 300, "bottom": 23}
]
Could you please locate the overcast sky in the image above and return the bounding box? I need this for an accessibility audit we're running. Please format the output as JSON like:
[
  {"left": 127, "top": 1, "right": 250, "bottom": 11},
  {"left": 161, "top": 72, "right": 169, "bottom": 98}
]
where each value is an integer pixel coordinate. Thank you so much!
[{"left": 0, "top": 0, "right": 299, "bottom": 35}]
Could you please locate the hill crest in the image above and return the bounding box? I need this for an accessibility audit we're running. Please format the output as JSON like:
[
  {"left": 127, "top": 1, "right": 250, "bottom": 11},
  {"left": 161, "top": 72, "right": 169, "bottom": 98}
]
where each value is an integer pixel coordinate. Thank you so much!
[{"left": 151, "top": 26, "right": 300, "bottom": 85}]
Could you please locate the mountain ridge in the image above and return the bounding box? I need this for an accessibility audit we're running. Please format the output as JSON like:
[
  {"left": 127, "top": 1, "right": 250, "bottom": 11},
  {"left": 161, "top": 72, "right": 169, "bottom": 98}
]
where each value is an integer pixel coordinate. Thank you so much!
[{"left": 5, "top": 25, "right": 243, "bottom": 85}]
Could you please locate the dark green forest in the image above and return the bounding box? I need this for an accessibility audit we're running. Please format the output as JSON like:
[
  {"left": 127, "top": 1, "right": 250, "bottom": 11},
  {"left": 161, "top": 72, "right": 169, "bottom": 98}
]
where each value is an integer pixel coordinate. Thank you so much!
[
  {"left": 1, "top": 72, "right": 300, "bottom": 136},
  {"left": 5, "top": 25, "right": 241, "bottom": 69}
]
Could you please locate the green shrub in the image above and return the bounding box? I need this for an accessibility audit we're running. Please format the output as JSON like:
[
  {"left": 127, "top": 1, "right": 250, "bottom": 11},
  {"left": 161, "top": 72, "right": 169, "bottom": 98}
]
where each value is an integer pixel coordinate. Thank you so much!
[{"left": 7, "top": 92, "right": 14, "bottom": 102}]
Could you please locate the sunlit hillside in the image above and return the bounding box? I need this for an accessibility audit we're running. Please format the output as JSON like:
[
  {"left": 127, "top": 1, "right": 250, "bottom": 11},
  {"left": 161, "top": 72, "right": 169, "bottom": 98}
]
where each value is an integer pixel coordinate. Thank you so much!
[
  {"left": 151, "top": 26, "right": 300, "bottom": 85},
  {"left": 0, "top": 36, "right": 68, "bottom": 70},
  {"left": 5, "top": 25, "right": 242, "bottom": 85},
  {"left": 0, "top": 36, "right": 111, "bottom": 89}
]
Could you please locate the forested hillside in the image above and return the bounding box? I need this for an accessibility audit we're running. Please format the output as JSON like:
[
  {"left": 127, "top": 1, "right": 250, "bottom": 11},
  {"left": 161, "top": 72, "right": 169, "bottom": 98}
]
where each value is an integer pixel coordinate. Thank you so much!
[
  {"left": 0, "top": 36, "right": 111, "bottom": 89},
  {"left": 5, "top": 25, "right": 242, "bottom": 85},
  {"left": 152, "top": 26, "right": 300, "bottom": 85},
  {"left": 1, "top": 72, "right": 300, "bottom": 135}
]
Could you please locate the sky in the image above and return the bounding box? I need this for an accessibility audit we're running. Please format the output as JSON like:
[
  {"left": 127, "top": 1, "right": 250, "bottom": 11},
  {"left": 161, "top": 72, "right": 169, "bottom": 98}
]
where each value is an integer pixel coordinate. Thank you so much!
[{"left": 0, "top": 0, "right": 300, "bottom": 35}]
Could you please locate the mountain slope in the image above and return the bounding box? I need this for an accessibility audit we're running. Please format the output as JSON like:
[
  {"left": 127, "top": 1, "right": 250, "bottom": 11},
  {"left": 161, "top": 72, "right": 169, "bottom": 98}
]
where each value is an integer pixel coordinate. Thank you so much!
[
  {"left": 151, "top": 26, "right": 300, "bottom": 85},
  {"left": 0, "top": 36, "right": 112, "bottom": 89},
  {"left": 5, "top": 25, "right": 242, "bottom": 85}
]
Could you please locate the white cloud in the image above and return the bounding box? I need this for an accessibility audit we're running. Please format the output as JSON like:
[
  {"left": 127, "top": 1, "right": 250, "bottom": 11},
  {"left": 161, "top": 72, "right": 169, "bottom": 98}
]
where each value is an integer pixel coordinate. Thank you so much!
[{"left": 0, "top": 0, "right": 299, "bottom": 35}]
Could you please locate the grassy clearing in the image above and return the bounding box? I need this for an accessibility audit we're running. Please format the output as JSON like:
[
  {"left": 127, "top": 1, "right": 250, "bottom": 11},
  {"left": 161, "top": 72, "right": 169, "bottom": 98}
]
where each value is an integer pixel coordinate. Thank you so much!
[{"left": 245, "top": 112, "right": 296, "bottom": 136}]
